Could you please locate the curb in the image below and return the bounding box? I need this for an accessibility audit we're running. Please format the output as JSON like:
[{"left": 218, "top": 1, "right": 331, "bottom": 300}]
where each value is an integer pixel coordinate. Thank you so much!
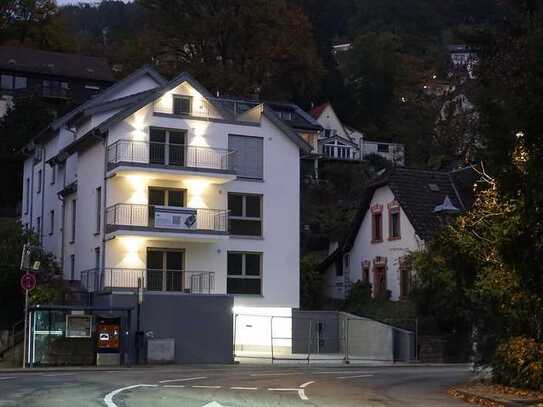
[{"left": 449, "top": 387, "right": 543, "bottom": 407}]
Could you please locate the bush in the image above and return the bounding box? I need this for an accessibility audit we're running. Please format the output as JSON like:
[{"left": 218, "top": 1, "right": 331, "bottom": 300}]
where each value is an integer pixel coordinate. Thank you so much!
[{"left": 492, "top": 337, "right": 543, "bottom": 391}]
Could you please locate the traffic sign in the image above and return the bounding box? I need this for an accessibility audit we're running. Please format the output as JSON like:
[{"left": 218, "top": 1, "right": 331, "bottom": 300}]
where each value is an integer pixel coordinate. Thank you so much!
[{"left": 20, "top": 273, "right": 36, "bottom": 291}]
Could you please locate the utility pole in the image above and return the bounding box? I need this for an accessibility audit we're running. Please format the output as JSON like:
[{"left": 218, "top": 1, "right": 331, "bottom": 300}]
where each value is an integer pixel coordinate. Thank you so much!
[{"left": 20, "top": 244, "right": 31, "bottom": 369}]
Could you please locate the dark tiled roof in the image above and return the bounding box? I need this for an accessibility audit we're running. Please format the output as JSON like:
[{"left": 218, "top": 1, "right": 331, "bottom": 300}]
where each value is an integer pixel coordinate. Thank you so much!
[
  {"left": 344, "top": 166, "right": 480, "bottom": 248},
  {"left": 0, "top": 47, "right": 114, "bottom": 82}
]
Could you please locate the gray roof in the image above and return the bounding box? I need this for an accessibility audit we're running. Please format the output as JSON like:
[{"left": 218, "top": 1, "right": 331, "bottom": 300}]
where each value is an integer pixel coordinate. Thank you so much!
[
  {"left": 344, "top": 166, "right": 480, "bottom": 248},
  {"left": 0, "top": 47, "right": 115, "bottom": 82}
]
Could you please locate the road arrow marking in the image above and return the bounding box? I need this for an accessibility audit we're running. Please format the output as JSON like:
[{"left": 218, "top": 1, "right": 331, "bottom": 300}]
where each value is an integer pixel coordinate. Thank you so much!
[
  {"left": 104, "top": 384, "right": 157, "bottom": 407},
  {"left": 202, "top": 402, "right": 225, "bottom": 407}
]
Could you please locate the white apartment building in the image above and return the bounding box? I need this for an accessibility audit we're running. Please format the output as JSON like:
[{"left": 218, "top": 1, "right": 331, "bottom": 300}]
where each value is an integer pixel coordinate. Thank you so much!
[{"left": 21, "top": 66, "right": 316, "bottom": 352}]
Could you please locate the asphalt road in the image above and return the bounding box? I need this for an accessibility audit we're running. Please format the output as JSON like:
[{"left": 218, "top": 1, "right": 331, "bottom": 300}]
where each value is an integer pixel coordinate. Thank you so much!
[{"left": 0, "top": 365, "right": 473, "bottom": 406}]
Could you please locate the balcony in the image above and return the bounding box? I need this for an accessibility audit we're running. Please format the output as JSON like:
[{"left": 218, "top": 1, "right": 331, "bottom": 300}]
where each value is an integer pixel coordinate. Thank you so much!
[
  {"left": 80, "top": 268, "right": 215, "bottom": 294},
  {"left": 106, "top": 204, "right": 229, "bottom": 240},
  {"left": 107, "top": 140, "right": 237, "bottom": 183}
]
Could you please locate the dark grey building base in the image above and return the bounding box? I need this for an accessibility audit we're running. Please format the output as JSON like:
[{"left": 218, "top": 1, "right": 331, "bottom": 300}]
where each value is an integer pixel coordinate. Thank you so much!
[{"left": 94, "top": 292, "right": 234, "bottom": 364}]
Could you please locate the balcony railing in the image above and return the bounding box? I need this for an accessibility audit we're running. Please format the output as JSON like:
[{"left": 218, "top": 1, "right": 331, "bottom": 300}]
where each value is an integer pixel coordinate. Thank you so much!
[
  {"left": 107, "top": 140, "right": 236, "bottom": 172},
  {"left": 106, "top": 204, "right": 229, "bottom": 234},
  {"left": 80, "top": 268, "right": 215, "bottom": 294},
  {"left": 153, "top": 96, "right": 261, "bottom": 122}
]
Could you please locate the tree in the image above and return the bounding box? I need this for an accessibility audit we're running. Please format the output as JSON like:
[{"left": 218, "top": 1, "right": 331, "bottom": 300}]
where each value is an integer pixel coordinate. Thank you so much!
[
  {"left": 0, "top": 0, "right": 73, "bottom": 50},
  {"left": 136, "top": 0, "right": 323, "bottom": 103},
  {"left": 0, "top": 222, "right": 64, "bottom": 329},
  {"left": 0, "top": 96, "right": 57, "bottom": 210}
]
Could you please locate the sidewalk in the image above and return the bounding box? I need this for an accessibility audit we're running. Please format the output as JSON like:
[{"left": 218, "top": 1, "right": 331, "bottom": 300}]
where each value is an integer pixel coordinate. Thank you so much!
[
  {"left": 449, "top": 383, "right": 543, "bottom": 407},
  {"left": 0, "top": 361, "right": 472, "bottom": 374}
]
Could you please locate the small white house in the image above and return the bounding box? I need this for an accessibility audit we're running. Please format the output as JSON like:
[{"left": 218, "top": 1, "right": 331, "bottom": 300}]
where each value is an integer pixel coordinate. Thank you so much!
[
  {"left": 308, "top": 103, "right": 405, "bottom": 165},
  {"left": 319, "top": 166, "right": 478, "bottom": 302},
  {"left": 21, "top": 65, "right": 315, "bottom": 353}
]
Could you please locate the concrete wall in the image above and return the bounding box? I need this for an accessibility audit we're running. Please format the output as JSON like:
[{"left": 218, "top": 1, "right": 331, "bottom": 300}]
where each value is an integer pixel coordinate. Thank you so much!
[
  {"left": 95, "top": 292, "right": 234, "bottom": 364},
  {"left": 339, "top": 312, "right": 394, "bottom": 361}
]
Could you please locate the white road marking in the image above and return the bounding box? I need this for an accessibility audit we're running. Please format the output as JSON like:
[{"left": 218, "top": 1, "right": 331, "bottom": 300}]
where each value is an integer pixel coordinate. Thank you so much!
[
  {"left": 314, "top": 370, "right": 373, "bottom": 374},
  {"left": 298, "top": 389, "right": 309, "bottom": 401},
  {"left": 337, "top": 374, "right": 374, "bottom": 379},
  {"left": 268, "top": 388, "right": 300, "bottom": 391},
  {"left": 159, "top": 376, "right": 207, "bottom": 384},
  {"left": 250, "top": 372, "right": 300, "bottom": 377},
  {"left": 0, "top": 377, "right": 15, "bottom": 381},
  {"left": 230, "top": 387, "right": 258, "bottom": 390},
  {"left": 104, "top": 384, "right": 157, "bottom": 407},
  {"left": 300, "top": 381, "right": 314, "bottom": 388},
  {"left": 192, "top": 385, "right": 221, "bottom": 389},
  {"left": 41, "top": 373, "right": 76, "bottom": 377},
  {"left": 202, "top": 402, "right": 225, "bottom": 407},
  {"left": 163, "top": 385, "right": 185, "bottom": 388}
]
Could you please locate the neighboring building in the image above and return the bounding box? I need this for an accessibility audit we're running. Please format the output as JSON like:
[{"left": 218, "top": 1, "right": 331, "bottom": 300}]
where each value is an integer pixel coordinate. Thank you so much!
[
  {"left": 447, "top": 44, "right": 478, "bottom": 80},
  {"left": 0, "top": 47, "right": 115, "bottom": 109},
  {"left": 308, "top": 103, "right": 406, "bottom": 165},
  {"left": 319, "top": 166, "right": 479, "bottom": 302},
  {"left": 21, "top": 65, "right": 312, "bottom": 353}
]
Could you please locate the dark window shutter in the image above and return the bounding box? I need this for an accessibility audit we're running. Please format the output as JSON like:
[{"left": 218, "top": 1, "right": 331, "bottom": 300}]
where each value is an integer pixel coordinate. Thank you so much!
[{"left": 228, "top": 135, "right": 263, "bottom": 178}]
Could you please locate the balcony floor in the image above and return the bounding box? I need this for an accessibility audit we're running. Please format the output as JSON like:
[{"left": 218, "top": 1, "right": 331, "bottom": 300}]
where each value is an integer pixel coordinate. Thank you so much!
[
  {"left": 108, "top": 164, "right": 236, "bottom": 184},
  {"left": 106, "top": 226, "right": 229, "bottom": 243}
]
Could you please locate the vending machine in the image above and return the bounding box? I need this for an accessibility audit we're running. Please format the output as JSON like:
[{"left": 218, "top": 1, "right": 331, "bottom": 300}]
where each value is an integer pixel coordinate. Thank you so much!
[{"left": 96, "top": 317, "right": 121, "bottom": 366}]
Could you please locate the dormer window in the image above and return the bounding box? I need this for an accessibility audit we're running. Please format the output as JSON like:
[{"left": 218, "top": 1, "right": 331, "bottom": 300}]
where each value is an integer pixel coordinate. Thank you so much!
[
  {"left": 173, "top": 95, "right": 192, "bottom": 115},
  {"left": 388, "top": 201, "right": 401, "bottom": 240}
]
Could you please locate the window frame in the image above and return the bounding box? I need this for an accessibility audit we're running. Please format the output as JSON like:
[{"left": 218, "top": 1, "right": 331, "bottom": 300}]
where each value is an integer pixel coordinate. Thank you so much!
[
  {"left": 95, "top": 187, "right": 102, "bottom": 234},
  {"left": 372, "top": 213, "right": 383, "bottom": 243},
  {"left": 50, "top": 165, "right": 56, "bottom": 185},
  {"left": 227, "top": 251, "right": 263, "bottom": 295},
  {"left": 228, "top": 193, "right": 263, "bottom": 237},
  {"left": 388, "top": 205, "right": 401, "bottom": 240},
  {"left": 148, "top": 186, "right": 187, "bottom": 207},
  {"left": 70, "top": 199, "right": 77, "bottom": 243},
  {"left": 172, "top": 94, "right": 192, "bottom": 115},
  {"left": 36, "top": 170, "right": 42, "bottom": 193},
  {"left": 49, "top": 209, "right": 54, "bottom": 236}
]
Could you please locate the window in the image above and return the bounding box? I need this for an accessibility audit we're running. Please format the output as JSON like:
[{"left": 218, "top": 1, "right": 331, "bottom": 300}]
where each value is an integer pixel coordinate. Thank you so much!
[
  {"left": 389, "top": 208, "right": 401, "bottom": 239},
  {"left": 373, "top": 266, "right": 387, "bottom": 296},
  {"left": 372, "top": 213, "right": 382, "bottom": 242},
  {"left": 227, "top": 252, "right": 262, "bottom": 295},
  {"left": 276, "top": 111, "right": 293, "bottom": 120},
  {"left": 1, "top": 74, "right": 13, "bottom": 89},
  {"left": 25, "top": 178, "right": 30, "bottom": 214},
  {"left": 377, "top": 144, "right": 390, "bottom": 153},
  {"left": 36, "top": 216, "right": 41, "bottom": 238},
  {"left": 37, "top": 170, "right": 42, "bottom": 193},
  {"left": 228, "top": 193, "right": 262, "bottom": 236},
  {"left": 50, "top": 166, "right": 56, "bottom": 185},
  {"left": 228, "top": 135, "right": 263, "bottom": 179},
  {"left": 14, "top": 76, "right": 27, "bottom": 89},
  {"left": 148, "top": 187, "right": 185, "bottom": 207},
  {"left": 71, "top": 199, "right": 76, "bottom": 242},
  {"left": 149, "top": 127, "right": 187, "bottom": 166},
  {"left": 335, "top": 256, "right": 343, "bottom": 277},
  {"left": 399, "top": 259, "right": 411, "bottom": 299},
  {"left": 70, "top": 255, "right": 75, "bottom": 280},
  {"left": 95, "top": 247, "right": 101, "bottom": 270},
  {"left": 49, "top": 210, "right": 54, "bottom": 235},
  {"left": 344, "top": 254, "right": 350, "bottom": 268},
  {"left": 95, "top": 187, "right": 102, "bottom": 233},
  {"left": 362, "top": 263, "right": 370, "bottom": 282},
  {"left": 173, "top": 95, "right": 192, "bottom": 115}
]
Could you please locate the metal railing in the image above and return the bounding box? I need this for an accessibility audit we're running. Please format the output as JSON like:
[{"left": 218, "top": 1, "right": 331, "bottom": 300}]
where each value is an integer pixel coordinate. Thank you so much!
[
  {"left": 153, "top": 96, "right": 261, "bottom": 122},
  {"left": 80, "top": 268, "right": 215, "bottom": 294},
  {"left": 107, "top": 140, "right": 236, "bottom": 172},
  {"left": 106, "top": 204, "right": 229, "bottom": 233}
]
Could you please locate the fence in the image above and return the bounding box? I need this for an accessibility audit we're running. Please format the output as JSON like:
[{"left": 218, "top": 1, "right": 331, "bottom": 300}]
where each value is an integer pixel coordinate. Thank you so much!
[
  {"left": 80, "top": 268, "right": 215, "bottom": 294},
  {"left": 105, "top": 204, "right": 229, "bottom": 233},
  {"left": 107, "top": 140, "right": 236, "bottom": 172},
  {"left": 233, "top": 311, "right": 416, "bottom": 363}
]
